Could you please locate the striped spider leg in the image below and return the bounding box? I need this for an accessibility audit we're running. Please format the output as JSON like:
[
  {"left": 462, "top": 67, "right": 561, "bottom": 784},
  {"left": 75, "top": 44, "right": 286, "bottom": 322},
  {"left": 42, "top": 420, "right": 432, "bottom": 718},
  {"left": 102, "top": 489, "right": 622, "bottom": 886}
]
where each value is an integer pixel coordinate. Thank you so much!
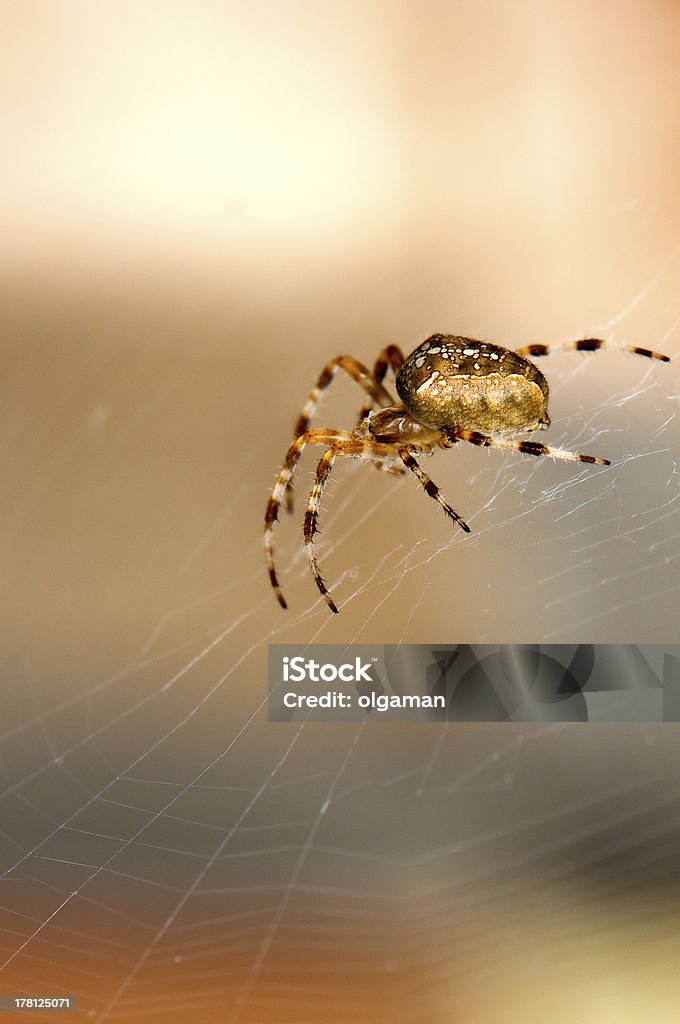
[
  {"left": 514, "top": 338, "right": 669, "bottom": 361},
  {"left": 282, "top": 355, "right": 396, "bottom": 513},
  {"left": 265, "top": 424, "right": 469, "bottom": 614}
]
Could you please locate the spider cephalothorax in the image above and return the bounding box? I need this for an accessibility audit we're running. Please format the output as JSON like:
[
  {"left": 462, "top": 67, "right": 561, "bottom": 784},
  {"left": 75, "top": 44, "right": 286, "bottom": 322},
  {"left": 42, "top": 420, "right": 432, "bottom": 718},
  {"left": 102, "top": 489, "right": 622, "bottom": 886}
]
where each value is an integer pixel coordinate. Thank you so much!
[{"left": 265, "top": 333, "right": 669, "bottom": 613}]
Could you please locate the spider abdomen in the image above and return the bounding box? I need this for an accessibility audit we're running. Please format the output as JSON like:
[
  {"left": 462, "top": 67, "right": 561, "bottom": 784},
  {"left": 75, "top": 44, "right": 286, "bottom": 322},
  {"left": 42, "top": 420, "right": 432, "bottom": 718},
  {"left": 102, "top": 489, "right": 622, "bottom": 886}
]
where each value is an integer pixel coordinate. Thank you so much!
[{"left": 396, "top": 334, "right": 550, "bottom": 434}]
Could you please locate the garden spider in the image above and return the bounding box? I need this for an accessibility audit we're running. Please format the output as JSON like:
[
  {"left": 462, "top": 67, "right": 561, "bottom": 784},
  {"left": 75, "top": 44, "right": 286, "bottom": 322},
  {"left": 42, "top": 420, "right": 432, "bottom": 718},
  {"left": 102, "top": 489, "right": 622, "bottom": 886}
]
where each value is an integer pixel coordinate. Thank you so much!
[{"left": 265, "top": 333, "right": 669, "bottom": 613}]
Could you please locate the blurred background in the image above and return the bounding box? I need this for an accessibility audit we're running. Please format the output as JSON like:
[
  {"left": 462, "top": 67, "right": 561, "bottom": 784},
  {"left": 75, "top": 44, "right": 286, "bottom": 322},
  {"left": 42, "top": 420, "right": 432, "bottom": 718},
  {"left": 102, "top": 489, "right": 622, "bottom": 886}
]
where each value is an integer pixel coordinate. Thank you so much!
[{"left": 0, "top": 1, "right": 679, "bottom": 1021}]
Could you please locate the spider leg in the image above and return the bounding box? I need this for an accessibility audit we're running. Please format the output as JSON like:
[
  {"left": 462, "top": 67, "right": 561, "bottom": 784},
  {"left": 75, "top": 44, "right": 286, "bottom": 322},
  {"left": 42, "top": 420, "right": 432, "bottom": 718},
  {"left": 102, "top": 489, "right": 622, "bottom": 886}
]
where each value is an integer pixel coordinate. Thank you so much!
[
  {"left": 446, "top": 427, "right": 611, "bottom": 465},
  {"left": 374, "top": 344, "right": 406, "bottom": 384},
  {"left": 515, "top": 338, "right": 669, "bottom": 362},
  {"left": 355, "top": 345, "right": 407, "bottom": 428},
  {"left": 399, "top": 449, "right": 470, "bottom": 533},
  {"left": 294, "top": 355, "right": 395, "bottom": 440},
  {"left": 264, "top": 429, "right": 353, "bottom": 610},
  {"left": 304, "top": 447, "right": 340, "bottom": 613},
  {"left": 286, "top": 356, "right": 396, "bottom": 513},
  {"left": 305, "top": 440, "right": 436, "bottom": 613},
  {"left": 354, "top": 346, "right": 408, "bottom": 484}
]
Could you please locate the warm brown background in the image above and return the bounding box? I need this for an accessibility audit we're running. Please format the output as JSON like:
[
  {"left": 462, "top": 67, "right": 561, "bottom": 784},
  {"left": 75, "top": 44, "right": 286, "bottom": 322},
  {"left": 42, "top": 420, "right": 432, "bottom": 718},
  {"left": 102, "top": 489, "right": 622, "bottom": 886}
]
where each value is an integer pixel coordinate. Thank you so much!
[{"left": 1, "top": 2, "right": 679, "bottom": 1021}]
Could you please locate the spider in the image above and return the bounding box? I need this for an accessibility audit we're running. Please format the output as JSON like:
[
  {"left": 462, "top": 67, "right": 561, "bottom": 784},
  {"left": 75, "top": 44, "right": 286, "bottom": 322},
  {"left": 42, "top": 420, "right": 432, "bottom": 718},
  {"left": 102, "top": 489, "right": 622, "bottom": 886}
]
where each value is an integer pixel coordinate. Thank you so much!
[{"left": 265, "top": 333, "right": 669, "bottom": 613}]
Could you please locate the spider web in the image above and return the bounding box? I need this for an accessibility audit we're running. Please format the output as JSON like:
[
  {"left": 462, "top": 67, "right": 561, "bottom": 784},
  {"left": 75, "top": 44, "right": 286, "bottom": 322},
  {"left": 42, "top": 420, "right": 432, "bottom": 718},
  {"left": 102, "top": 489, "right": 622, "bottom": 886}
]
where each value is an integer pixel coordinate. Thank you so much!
[
  {"left": 2, "top": 3, "right": 680, "bottom": 1023},
  {"left": 0, "top": 260, "right": 677, "bottom": 1024}
]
